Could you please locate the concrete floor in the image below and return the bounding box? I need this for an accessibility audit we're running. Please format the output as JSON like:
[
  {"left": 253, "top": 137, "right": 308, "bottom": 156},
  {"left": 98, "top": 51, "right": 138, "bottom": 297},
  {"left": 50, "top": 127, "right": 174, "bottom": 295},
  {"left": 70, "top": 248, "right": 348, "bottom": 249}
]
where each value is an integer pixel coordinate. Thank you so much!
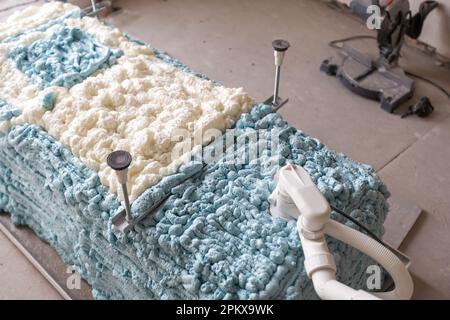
[
  {"left": 0, "top": 0, "right": 449, "bottom": 299},
  {"left": 0, "top": 229, "right": 61, "bottom": 299}
]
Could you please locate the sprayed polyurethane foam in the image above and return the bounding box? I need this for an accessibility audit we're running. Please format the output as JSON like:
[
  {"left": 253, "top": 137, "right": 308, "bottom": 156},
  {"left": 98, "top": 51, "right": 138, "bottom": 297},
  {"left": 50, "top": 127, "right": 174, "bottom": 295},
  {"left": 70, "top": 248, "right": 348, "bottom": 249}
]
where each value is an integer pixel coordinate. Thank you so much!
[
  {"left": 0, "top": 3, "right": 255, "bottom": 202},
  {"left": 0, "top": 3, "right": 389, "bottom": 299},
  {"left": 0, "top": 104, "right": 388, "bottom": 299}
]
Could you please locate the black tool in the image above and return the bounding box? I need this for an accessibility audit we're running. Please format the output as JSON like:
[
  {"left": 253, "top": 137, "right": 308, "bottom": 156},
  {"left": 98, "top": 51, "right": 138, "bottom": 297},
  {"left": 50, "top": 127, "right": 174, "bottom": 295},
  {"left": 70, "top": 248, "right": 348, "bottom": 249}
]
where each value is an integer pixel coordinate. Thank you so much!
[
  {"left": 401, "top": 96, "right": 434, "bottom": 118},
  {"left": 321, "top": 0, "right": 438, "bottom": 113}
]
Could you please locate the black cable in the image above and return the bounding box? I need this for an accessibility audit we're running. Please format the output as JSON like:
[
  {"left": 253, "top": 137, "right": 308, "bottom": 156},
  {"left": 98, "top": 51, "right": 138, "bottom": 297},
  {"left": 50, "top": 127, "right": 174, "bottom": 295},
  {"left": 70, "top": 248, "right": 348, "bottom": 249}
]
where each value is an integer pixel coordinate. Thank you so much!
[
  {"left": 330, "top": 204, "right": 410, "bottom": 266},
  {"left": 328, "top": 35, "right": 450, "bottom": 101},
  {"left": 330, "top": 204, "right": 384, "bottom": 245},
  {"left": 405, "top": 70, "right": 450, "bottom": 100},
  {"left": 328, "top": 35, "right": 377, "bottom": 49}
]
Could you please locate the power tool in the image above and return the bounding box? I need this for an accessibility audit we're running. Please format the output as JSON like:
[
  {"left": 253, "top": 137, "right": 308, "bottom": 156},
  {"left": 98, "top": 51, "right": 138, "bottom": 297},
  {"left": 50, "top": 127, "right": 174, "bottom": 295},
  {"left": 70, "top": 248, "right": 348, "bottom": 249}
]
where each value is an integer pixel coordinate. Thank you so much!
[{"left": 321, "top": 0, "right": 438, "bottom": 113}]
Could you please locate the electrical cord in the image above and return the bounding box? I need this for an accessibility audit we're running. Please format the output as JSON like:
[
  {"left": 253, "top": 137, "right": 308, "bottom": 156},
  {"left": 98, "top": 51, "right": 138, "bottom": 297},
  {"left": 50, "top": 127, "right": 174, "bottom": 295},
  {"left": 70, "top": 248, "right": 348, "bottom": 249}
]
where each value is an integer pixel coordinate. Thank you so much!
[
  {"left": 405, "top": 70, "right": 450, "bottom": 100},
  {"left": 330, "top": 204, "right": 410, "bottom": 267},
  {"left": 328, "top": 35, "right": 377, "bottom": 49},
  {"left": 328, "top": 35, "right": 450, "bottom": 100},
  {"left": 330, "top": 204, "right": 384, "bottom": 245}
]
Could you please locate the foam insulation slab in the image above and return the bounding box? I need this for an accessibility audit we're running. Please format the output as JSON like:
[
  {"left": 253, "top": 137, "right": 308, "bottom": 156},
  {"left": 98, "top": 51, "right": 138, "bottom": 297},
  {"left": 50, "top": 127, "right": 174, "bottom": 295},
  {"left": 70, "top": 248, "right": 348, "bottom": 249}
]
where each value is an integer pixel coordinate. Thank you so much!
[{"left": 0, "top": 2, "right": 390, "bottom": 299}]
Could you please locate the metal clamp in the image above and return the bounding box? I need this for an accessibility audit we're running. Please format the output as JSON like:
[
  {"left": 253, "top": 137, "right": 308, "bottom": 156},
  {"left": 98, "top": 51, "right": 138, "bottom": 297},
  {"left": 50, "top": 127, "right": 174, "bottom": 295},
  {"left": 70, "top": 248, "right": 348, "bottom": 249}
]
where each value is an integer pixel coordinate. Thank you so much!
[{"left": 82, "top": 0, "right": 108, "bottom": 17}]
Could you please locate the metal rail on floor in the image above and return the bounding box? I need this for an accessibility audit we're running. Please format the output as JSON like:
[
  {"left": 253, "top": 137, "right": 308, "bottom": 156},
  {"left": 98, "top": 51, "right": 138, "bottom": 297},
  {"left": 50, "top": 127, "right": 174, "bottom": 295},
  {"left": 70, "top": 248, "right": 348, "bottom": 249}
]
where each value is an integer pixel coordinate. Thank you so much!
[{"left": 0, "top": 221, "right": 72, "bottom": 300}]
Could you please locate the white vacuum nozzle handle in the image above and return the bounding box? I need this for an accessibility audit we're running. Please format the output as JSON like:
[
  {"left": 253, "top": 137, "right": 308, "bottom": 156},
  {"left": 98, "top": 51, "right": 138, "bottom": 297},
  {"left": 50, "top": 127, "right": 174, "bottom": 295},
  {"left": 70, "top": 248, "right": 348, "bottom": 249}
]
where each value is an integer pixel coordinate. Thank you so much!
[{"left": 275, "top": 164, "right": 330, "bottom": 233}]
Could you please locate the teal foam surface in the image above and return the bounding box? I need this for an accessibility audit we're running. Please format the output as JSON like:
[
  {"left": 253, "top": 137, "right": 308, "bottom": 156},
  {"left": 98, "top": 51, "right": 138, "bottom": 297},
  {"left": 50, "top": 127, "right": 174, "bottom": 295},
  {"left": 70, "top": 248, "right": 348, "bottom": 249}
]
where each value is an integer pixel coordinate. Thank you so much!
[
  {"left": 0, "top": 99, "right": 21, "bottom": 121},
  {"left": 9, "top": 26, "right": 123, "bottom": 89}
]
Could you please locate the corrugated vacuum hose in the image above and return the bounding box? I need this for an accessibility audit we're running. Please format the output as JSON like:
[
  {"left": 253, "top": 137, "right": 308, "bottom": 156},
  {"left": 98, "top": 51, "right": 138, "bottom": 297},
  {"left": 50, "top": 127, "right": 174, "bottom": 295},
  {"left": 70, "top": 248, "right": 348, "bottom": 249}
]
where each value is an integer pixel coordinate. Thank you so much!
[{"left": 269, "top": 163, "right": 414, "bottom": 300}]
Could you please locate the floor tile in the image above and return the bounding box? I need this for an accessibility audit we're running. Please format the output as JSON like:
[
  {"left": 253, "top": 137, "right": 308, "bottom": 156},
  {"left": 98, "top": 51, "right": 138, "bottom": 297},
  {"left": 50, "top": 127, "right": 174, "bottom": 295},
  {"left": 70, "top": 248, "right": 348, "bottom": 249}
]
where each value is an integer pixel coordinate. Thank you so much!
[
  {"left": 379, "top": 117, "right": 450, "bottom": 299},
  {"left": 0, "top": 228, "right": 62, "bottom": 300}
]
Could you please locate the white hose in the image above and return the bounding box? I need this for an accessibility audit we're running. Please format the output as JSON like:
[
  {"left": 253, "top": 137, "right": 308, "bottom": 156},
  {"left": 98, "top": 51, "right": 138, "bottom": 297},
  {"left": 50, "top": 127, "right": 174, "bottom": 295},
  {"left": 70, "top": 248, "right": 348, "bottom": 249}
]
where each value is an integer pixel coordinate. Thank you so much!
[
  {"left": 325, "top": 219, "right": 414, "bottom": 300},
  {"left": 298, "top": 222, "right": 379, "bottom": 300},
  {"left": 311, "top": 270, "right": 378, "bottom": 300},
  {"left": 272, "top": 164, "right": 413, "bottom": 300}
]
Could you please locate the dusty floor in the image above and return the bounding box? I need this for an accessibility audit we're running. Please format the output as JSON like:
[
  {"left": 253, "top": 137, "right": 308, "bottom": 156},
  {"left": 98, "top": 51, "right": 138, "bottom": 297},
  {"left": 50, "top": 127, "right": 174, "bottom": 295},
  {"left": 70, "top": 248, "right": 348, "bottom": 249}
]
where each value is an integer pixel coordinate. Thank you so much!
[
  {"left": 0, "top": 228, "right": 61, "bottom": 299},
  {"left": 0, "top": 0, "right": 449, "bottom": 299}
]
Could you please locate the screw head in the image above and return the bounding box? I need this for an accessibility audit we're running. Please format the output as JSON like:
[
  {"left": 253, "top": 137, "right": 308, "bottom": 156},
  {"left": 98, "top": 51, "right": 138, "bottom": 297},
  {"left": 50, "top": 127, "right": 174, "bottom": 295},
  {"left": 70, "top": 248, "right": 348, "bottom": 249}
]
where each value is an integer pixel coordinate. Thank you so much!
[
  {"left": 272, "top": 39, "right": 290, "bottom": 52},
  {"left": 107, "top": 150, "right": 132, "bottom": 171}
]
